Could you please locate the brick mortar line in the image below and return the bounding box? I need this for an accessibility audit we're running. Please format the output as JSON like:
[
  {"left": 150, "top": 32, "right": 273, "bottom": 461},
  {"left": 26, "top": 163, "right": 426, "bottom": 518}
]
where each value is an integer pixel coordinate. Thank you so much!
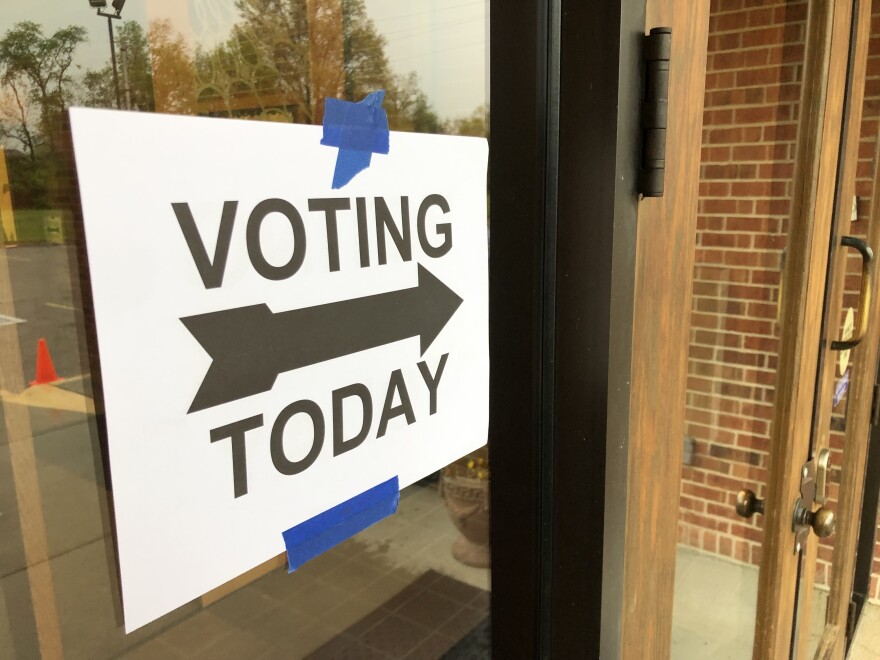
[
  {"left": 706, "top": 64, "right": 803, "bottom": 73},
  {"left": 686, "top": 393, "right": 777, "bottom": 408},
  {"left": 680, "top": 513, "right": 762, "bottom": 528},
  {"left": 704, "top": 120, "right": 799, "bottom": 128},
  {"left": 686, "top": 384, "right": 776, "bottom": 397},
  {"left": 687, "top": 362, "right": 779, "bottom": 375},
  {"left": 685, "top": 406, "right": 776, "bottom": 425},
  {"left": 688, "top": 344, "right": 779, "bottom": 354},
  {"left": 693, "top": 245, "right": 787, "bottom": 251},
  {"left": 703, "top": 104, "right": 800, "bottom": 111},
  {"left": 689, "top": 305, "right": 782, "bottom": 315},
  {"left": 709, "top": 28, "right": 807, "bottom": 39},
  {"left": 688, "top": 355, "right": 778, "bottom": 366},
  {"left": 691, "top": 294, "right": 779, "bottom": 302}
]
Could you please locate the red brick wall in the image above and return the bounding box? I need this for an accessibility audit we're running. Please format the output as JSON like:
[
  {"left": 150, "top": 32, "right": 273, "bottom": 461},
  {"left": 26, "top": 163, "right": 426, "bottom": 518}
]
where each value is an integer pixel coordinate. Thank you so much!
[{"left": 679, "top": 0, "right": 880, "bottom": 603}]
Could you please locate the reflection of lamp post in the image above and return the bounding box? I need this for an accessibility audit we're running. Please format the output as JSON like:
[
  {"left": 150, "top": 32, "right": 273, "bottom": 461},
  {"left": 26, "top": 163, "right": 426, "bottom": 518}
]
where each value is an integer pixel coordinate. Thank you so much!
[
  {"left": 341, "top": 0, "right": 353, "bottom": 101},
  {"left": 88, "top": 0, "right": 126, "bottom": 109}
]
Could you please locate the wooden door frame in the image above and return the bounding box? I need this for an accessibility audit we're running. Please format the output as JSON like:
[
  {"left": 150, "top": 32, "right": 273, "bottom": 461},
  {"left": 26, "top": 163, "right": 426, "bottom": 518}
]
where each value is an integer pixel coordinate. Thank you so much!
[
  {"left": 815, "top": 121, "right": 880, "bottom": 660},
  {"left": 747, "top": 0, "right": 856, "bottom": 656},
  {"left": 602, "top": 0, "right": 710, "bottom": 657}
]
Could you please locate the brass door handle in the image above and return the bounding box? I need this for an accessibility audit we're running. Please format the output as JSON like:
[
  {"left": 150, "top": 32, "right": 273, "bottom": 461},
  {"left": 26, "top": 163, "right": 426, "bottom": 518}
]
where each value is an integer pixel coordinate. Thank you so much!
[
  {"left": 792, "top": 451, "right": 836, "bottom": 551},
  {"left": 735, "top": 489, "right": 764, "bottom": 518},
  {"left": 831, "top": 235, "right": 874, "bottom": 351},
  {"left": 793, "top": 502, "right": 837, "bottom": 539},
  {"left": 811, "top": 508, "right": 836, "bottom": 538}
]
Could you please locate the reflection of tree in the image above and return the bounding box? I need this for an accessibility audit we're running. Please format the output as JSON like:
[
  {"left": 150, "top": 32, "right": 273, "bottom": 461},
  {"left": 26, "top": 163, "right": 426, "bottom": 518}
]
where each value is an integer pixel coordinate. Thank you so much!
[
  {"left": 0, "top": 22, "right": 86, "bottom": 153},
  {"left": 445, "top": 104, "right": 488, "bottom": 138},
  {"left": 306, "top": 0, "right": 345, "bottom": 120},
  {"left": 0, "top": 82, "right": 39, "bottom": 160},
  {"left": 83, "top": 22, "right": 155, "bottom": 112},
  {"left": 0, "top": 2, "right": 461, "bottom": 209},
  {"left": 193, "top": 0, "right": 352, "bottom": 123},
  {"left": 149, "top": 20, "right": 198, "bottom": 115},
  {"left": 0, "top": 22, "right": 86, "bottom": 209},
  {"left": 189, "top": 0, "right": 242, "bottom": 46},
  {"left": 192, "top": 0, "right": 441, "bottom": 130},
  {"left": 385, "top": 72, "right": 440, "bottom": 134}
]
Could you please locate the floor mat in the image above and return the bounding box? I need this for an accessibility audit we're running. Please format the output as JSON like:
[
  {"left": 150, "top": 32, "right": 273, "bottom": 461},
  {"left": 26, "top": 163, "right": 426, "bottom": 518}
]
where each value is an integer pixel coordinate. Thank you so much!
[
  {"left": 306, "top": 570, "right": 489, "bottom": 659},
  {"left": 442, "top": 616, "right": 490, "bottom": 659}
]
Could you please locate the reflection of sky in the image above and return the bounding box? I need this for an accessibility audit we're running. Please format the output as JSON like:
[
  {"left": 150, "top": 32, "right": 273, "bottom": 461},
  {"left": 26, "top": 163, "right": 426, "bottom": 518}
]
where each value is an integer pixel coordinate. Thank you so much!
[
  {"left": 366, "top": 0, "right": 488, "bottom": 119},
  {"left": 0, "top": 0, "right": 486, "bottom": 120},
  {"left": 0, "top": 1, "right": 149, "bottom": 73}
]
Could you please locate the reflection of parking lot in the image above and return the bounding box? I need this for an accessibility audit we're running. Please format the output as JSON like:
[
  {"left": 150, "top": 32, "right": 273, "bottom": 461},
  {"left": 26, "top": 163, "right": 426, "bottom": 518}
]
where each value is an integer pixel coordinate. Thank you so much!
[
  {"left": 4, "top": 245, "right": 91, "bottom": 391},
  {"left": 1, "top": 241, "right": 103, "bottom": 658}
]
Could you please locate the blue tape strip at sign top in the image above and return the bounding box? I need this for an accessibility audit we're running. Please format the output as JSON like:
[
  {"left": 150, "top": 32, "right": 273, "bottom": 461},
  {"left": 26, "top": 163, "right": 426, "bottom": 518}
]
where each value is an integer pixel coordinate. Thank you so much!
[
  {"left": 282, "top": 476, "right": 400, "bottom": 573},
  {"left": 320, "top": 90, "right": 390, "bottom": 190}
]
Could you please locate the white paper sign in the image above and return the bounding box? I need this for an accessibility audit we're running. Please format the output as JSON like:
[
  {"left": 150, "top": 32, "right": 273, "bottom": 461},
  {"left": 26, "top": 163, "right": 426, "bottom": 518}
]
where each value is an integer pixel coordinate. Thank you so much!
[{"left": 69, "top": 108, "right": 488, "bottom": 632}]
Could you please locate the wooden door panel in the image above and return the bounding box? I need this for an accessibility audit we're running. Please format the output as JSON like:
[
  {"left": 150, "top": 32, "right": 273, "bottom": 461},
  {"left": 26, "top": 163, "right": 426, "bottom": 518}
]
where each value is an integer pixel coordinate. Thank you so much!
[
  {"left": 754, "top": 0, "right": 854, "bottom": 655},
  {"left": 613, "top": 0, "right": 710, "bottom": 656},
  {"left": 796, "top": 2, "right": 871, "bottom": 658},
  {"left": 819, "top": 124, "right": 880, "bottom": 660},
  {"left": 626, "top": 1, "right": 875, "bottom": 658}
]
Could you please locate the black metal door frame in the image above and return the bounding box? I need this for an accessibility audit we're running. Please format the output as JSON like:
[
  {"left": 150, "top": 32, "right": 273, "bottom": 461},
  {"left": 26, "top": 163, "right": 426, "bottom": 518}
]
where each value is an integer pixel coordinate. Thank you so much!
[
  {"left": 851, "top": 356, "right": 880, "bottom": 650},
  {"left": 489, "top": 0, "right": 644, "bottom": 656}
]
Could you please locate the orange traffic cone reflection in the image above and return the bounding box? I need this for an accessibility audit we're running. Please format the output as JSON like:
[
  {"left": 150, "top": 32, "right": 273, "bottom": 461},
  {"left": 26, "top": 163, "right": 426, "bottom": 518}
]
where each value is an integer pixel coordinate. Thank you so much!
[{"left": 31, "top": 338, "right": 60, "bottom": 386}]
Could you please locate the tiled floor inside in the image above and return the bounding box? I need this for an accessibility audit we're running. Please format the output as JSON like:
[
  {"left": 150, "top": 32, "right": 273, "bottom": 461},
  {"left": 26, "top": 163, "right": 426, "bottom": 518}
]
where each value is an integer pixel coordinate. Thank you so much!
[
  {"left": 115, "top": 482, "right": 490, "bottom": 659},
  {"left": 0, "top": 418, "right": 491, "bottom": 660}
]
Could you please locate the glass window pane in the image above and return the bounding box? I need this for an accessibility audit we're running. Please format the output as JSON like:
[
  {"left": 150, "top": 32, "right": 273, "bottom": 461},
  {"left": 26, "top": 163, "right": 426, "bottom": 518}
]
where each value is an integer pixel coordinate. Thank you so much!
[
  {"left": 0, "top": 1, "right": 489, "bottom": 657},
  {"left": 671, "top": 3, "right": 805, "bottom": 656}
]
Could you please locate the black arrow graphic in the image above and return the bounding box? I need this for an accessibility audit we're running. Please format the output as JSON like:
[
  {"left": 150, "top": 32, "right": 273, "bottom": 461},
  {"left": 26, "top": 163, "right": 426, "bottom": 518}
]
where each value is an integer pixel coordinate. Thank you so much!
[{"left": 181, "top": 264, "right": 463, "bottom": 413}]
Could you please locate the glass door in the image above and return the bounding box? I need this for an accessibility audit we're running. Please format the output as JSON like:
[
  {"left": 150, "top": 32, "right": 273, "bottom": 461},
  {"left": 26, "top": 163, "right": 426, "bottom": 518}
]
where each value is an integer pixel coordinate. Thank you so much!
[
  {"left": 0, "top": 1, "right": 493, "bottom": 658},
  {"left": 670, "top": 0, "right": 880, "bottom": 657},
  {"left": 797, "top": 0, "right": 880, "bottom": 656}
]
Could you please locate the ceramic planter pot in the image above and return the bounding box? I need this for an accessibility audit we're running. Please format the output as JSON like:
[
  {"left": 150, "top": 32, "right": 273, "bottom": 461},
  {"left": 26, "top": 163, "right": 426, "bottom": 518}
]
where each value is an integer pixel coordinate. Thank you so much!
[{"left": 441, "top": 459, "right": 490, "bottom": 568}]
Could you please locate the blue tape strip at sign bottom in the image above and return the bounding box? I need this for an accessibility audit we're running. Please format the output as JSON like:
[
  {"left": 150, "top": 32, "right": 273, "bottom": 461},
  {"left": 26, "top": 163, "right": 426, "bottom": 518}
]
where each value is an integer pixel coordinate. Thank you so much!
[{"left": 282, "top": 476, "right": 400, "bottom": 573}]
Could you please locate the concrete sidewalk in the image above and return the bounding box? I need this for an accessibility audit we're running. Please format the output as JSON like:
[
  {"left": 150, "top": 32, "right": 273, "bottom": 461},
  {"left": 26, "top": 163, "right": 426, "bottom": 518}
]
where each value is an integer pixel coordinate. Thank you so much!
[{"left": 673, "top": 546, "right": 880, "bottom": 659}]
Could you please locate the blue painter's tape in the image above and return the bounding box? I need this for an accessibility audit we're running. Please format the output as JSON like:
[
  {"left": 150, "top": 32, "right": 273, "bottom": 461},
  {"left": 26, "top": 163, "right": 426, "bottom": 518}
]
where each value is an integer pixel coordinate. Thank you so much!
[
  {"left": 321, "top": 94, "right": 390, "bottom": 153},
  {"left": 320, "top": 90, "right": 389, "bottom": 189},
  {"left": 282, "top": 476, "right": 399, "bottom": 573},
  {"left": 834, "top": 369, "right": 850, "bottom": 407},
  {"left": 333, "top": 149, "right": 374, "bottom": 190}
]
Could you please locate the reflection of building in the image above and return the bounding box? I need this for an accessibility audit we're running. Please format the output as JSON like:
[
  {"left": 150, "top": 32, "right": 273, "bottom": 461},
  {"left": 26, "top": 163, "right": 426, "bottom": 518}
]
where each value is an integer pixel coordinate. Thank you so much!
[
  {"left": 147, "top": 0, "right": 346, "bottom": 124},
  {"left": 188, "top": 0, "right": 239, "bottom": 45},
  {"left": 0, "top": 148, "right": 17, "bottom": 244}
]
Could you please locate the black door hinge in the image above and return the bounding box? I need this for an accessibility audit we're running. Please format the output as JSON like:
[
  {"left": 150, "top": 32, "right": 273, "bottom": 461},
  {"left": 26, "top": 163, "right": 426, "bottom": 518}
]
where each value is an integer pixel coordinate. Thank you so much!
[
  {"left": 871, "top": 382, "right": 880, "bottom": 427},
  {"left": 846, "top": 599, "right": 858, "bottom": 642},
  {"left": 638, "top": 27, "right": 671, "bottom": 198}
]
